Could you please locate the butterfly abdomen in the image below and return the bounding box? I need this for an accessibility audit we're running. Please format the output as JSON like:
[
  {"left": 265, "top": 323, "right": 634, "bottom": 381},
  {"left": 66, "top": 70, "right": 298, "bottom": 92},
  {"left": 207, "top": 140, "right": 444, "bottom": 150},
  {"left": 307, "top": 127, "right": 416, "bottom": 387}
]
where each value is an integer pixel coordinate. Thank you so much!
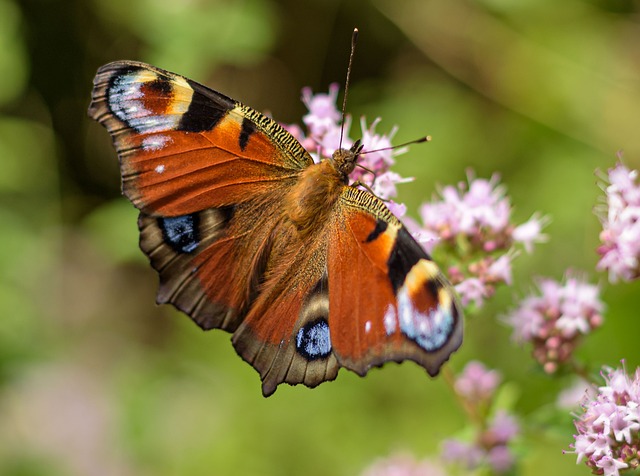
[{"left": 284, "top": 160, "right": 345, "bottom": 238}]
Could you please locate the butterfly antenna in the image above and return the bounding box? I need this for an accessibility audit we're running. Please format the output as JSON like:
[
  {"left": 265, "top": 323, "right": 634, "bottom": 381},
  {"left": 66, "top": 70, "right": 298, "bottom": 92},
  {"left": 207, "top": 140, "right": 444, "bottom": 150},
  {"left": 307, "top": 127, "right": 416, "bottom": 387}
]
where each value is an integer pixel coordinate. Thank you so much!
[
  {"left": 359, "top": 135, "right": 432, "bottom": 155},
  {"left": 356, "top": 135, "right": 431, "bottom": 189},
  {"left": 339, "top": 28, "right": 359, "bottom": 150}
]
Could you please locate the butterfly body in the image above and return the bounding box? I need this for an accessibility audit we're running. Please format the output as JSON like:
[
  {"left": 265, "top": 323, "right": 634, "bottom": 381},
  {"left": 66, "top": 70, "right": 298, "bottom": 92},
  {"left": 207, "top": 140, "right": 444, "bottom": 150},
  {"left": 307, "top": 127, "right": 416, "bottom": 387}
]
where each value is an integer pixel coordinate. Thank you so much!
[
  {"left": 89, "top": 61, "right": 463, "bottom": 396},
  {"left": 284, "top": 158, "right": 345, "bottom": 237}
]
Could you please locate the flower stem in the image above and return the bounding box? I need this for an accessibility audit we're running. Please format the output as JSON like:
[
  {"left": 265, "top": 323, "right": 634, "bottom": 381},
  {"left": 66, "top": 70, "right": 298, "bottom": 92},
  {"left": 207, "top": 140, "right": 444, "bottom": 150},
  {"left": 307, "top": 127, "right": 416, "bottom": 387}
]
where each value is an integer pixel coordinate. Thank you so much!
[
  {"left": 569, "top": 359, "right": 599, "bottom": 389},
  {"left": 442, "top": 366, "right": 483, "bottom": 427}
]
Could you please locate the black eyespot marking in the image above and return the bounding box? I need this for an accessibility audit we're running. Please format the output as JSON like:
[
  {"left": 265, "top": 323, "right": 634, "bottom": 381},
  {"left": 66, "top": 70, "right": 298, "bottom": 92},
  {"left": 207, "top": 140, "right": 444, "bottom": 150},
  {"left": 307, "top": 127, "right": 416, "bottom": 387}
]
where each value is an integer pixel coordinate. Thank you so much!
[
  {"left": 239, "top": 117, "right": 256, "bottom": 151},
  {"left": 426, "top": 278, "right": 440, "bottom": 301},
  {"left": 296, "top": 318, "right": 332, "bottom": 361},
  {"left": 177, "top": 79, "right": 235, "bottom": 132},
  {"left": 365, "top": 219, "right": 388, "bottom": 243},
  {"left": 147, "top": 78, "right": 172, "bottom": 95},
  {"left": 387, "top": 227, "right": 426, "bottom": 292},
  {"left": 158, "top": 214, "right": 200, "bottom": 254}
]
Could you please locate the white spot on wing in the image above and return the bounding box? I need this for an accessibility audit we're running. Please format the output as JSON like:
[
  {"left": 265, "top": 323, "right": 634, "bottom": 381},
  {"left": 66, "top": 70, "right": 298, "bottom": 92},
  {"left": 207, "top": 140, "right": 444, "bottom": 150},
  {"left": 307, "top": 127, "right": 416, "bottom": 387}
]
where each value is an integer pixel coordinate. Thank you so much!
[
  {"left": 365, "top": 321, "right": 372, "bottom": 333},
  {"left": 154, "top": 164, "right": 165, "bottom": 174},
  {"left": 384, "top": 305, "right": 397, "bottom": 335},
  {"left": 143, "top": 134, "right": 172, "bottom": 151}
]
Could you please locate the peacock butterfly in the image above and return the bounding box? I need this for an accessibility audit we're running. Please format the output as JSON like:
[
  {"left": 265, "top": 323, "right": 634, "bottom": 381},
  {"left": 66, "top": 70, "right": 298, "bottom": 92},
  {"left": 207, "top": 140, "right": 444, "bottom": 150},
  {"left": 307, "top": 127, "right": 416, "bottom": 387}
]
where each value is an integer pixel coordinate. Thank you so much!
[{"left": 88, "top": 49, "right": 463, "bottom": 397}]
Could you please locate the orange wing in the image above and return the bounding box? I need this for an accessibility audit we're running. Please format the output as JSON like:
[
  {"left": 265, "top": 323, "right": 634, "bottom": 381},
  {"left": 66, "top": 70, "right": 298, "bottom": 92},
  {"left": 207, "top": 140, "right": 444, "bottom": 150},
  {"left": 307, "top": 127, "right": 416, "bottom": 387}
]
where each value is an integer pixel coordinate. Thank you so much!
[
  {"left": 89, "top": 61, "right": 314, "bottom": 335},
  {"left": 230, "top": 218, "right": 340, "bottom": 397},
  {"left": 327, "top": 187, "right": 463, "bottom": 377},
  {"left": 88, "top": 61, "right": 313, "bottom": 217}
]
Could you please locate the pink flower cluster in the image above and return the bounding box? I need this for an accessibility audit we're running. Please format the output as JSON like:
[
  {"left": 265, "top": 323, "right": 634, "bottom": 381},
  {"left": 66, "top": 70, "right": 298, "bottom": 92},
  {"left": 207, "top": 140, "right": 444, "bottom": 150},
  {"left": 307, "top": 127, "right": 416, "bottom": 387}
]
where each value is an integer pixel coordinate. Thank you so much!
[
  {"left": 505, "top": 275, "right": 604, "bottom": 374},
  {"left": 442, "top": 361, "right": 519, "bottom": 474},
  {"left": 409, "top": 172, "right": 547, "bottom": 308},
  {"left": 284, "top": 84, "right": 411, "bottom": 207},
  {"left": 568, "top": 365, "right": 640, "bottom": 476},
  {"left": 454, "top": 360, "right": 502, "bottom": 403},
  {"left": 597, "top": 161, "right": 640, "bottom": 283}
]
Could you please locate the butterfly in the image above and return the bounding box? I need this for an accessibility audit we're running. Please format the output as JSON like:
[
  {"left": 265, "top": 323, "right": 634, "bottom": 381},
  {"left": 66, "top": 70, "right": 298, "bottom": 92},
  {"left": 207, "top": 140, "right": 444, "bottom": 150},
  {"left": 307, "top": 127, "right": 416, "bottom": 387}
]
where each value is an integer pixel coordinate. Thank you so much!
[{"left": 88, "top": 60, "right": 463, "bottom": 397}]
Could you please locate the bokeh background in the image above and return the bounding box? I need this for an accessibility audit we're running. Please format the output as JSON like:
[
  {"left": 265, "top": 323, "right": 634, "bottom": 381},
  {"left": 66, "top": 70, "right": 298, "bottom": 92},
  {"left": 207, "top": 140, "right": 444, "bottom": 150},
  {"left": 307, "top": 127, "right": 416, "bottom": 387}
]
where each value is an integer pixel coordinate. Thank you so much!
[{"left": 2, "top": 0, "right": 640, "bottom": 474}]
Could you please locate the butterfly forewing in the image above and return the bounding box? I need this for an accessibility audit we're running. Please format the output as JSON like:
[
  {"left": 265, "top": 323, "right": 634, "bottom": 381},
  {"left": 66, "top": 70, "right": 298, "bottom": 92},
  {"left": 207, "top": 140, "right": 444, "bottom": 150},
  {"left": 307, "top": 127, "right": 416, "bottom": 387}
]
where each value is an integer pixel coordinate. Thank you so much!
[
  {"left": 89, "top": 61, "right": 313, "bottom": 217},
  {"left": 89, "top": 60, "right": 312, "bottom": 335}
]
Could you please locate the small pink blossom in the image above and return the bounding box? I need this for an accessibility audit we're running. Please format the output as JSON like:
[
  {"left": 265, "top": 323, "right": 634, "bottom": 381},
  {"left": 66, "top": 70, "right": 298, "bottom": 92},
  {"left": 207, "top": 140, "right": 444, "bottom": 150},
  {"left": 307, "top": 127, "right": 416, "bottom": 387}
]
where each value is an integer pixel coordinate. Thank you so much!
[
  {"left": 417, "top": 172, "right": 546, "bottom": 249},
  {"left": 442, "top": 410, "right": 519, "bottom": 474},
  {"left": 385, "top": 200, "right": 407, "bottom": 219},
  {"left": 441, "top": 439, "right": 484, "bottom": 469},
  {"left": 506, "top": 299, "right": 544, "bottom": 342},
  {"left": 454, "top": 361, "right": 501, "bottom": 402},
  {"left": 455, "top": 278, "right": 490, "bottom": 308},
  {"left": 361, "top": 454, "right": 446, "bottom": 476},
  {"left": 358, "top": 117, "right": 402, "bottom": 171},
  {"left": 487, "top": 253, "right": 514, "bottom": 285},
  {"left": 513, "top": 213, "right": 549, "bottom": 253},
  {"left": 461, "top": 175, "right": 511, "bottom": 233},
  {"left": 597, "top": 456, "right": 629, "bottom": 476},
  {"left": 488, "top": 411, "right": 520, "bottom": 444},
  {"left": 371, "top": 171, "right": 413, "bottom": 201},
  {"left": 557, "top": 380, "right": 594, "bottom": 409},
  {"left": 487, "top": 446, "right": 516, "bottom": 473},
  {"left": 301, "top": 83, "right": 341, "bottom": 137}
]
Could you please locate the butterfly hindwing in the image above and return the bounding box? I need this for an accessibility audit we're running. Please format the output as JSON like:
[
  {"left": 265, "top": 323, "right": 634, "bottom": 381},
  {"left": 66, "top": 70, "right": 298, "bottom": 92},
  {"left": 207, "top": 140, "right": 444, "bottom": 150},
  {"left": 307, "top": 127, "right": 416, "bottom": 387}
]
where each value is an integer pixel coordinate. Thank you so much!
[
  {"left": 137, "top": 185, "right": 302, "bottom": 333},
  {"left": 327, "top": 187, "right": 463, "bottom": 377},
  {"left": 233, "top": 275, "right": 340, "bottom": 397},
  {"left": 89, "top": 61, "right": 313, "bottom": 217},
  {"left": 230, "top": 219, "right": 340, "bottom": 397},
  {"left": 138, "top": 208, "right": 239, "bottom": 331}
]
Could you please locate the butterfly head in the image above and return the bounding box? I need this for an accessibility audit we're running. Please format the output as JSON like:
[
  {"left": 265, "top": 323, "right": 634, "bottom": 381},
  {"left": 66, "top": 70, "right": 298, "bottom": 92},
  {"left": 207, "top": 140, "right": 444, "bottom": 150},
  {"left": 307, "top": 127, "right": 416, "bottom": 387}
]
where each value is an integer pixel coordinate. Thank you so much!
[{"left": 332, "top": 139, "right": 364, "bottom": 183}]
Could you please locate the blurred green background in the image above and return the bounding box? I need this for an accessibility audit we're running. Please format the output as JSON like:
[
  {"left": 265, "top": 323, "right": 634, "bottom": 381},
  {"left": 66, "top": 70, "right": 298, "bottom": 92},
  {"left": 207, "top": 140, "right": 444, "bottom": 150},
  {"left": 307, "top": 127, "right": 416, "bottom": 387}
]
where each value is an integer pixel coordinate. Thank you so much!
[{"left": 2, "top": 0, "right": 640, "bottom": 474}]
